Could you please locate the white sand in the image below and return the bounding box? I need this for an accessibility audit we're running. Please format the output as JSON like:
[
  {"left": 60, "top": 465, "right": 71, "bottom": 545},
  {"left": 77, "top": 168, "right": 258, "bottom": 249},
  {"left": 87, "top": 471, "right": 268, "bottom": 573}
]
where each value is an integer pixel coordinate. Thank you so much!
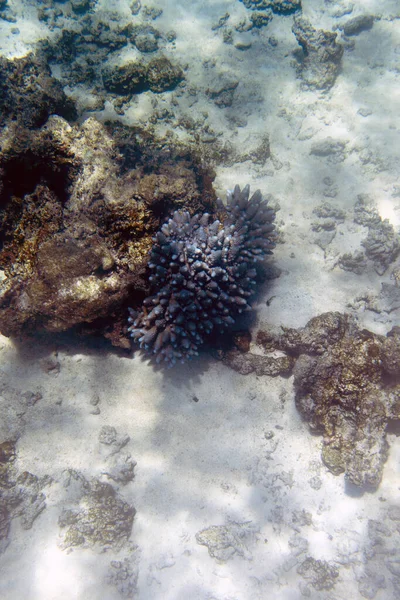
[{"left": 0, "top": 1, "right": 399, "bottom": 599}]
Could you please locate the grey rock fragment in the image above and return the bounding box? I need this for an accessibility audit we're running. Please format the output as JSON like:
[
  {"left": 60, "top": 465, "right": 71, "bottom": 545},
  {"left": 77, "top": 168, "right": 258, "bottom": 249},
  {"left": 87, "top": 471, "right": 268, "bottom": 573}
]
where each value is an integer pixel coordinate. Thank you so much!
[
  {"left": 240, "top": 0, "right": 301, "bottom": 14},
  {"left": 313, "top": 202, "right": 346, "bottom": 222},
  {"left": 353, "top": 195, "right": 400, "bottom": 274},
  {"left": 196, "top": 521, "right": 258, "bottom": 562},
  {"left": 354, "top": 194, "right": 381, "bottom": 227},
  {"left": 338, "top": 251, "right": 368, "bottom": 275},
  {"left": 357, "top": 568, "right": 386, "bottom": 599},
  {"left": 206, "top": 74, "right": 239, "bottom": 108},
  {"left": 362, "top": 220, "right": 400, "bottom": 275},
  {"left": 59, "top": 476, "right": 135, "bottom": 550},
  {"left": 297, "top": 556, "right": 339, "bottom": 591},
  {"left": 343, "top": 15, "right": 374, "bottom": 36},
  {"left": 99, "top": 426, "right": 130, "bottom": 456},
  {"left": 106, "top": 552, "right": 140, "bottom": 598},
  {"left": 103, "top": 454, "right": 137, "bottom": 484},
  {"left": 310, "top": 138, "right": 347, "bottom": 162},
  {"left": 292, "top": 18, "right": 343, "bottom": 90}
]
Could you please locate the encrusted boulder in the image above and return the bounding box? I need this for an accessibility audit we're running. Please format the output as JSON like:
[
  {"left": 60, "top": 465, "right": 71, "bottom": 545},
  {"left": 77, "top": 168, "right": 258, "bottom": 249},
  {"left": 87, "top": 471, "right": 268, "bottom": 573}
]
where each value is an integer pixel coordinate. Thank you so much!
[
  {"left": 0, "top": 53, "right": 76, "bottom": 128},
  {"left": 254, "top": 313, "right": 400, "bottom": 488},
  {"left": 292, "top": 18, "right": 343, "bottom": 90},
  {"left": 0, "top": 116, "right": 216, "bottom": 346}
]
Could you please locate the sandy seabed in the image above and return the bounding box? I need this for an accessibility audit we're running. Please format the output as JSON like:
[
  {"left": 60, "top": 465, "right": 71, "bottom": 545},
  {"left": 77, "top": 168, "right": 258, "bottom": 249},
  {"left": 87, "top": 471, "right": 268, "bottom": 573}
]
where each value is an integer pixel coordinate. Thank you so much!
[{"left": 0, "top": 1, "right": 399, "bottom": 599}]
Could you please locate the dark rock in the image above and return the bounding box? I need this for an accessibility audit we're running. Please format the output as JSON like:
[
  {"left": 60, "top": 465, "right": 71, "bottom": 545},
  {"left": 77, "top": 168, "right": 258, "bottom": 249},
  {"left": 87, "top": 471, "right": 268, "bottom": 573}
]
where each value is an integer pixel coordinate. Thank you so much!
[
  {"left": 338, "top": 251, "right": 368, "bottom": 275},
  {"left": 0, "top": 440, "right": 49, "bottom": 553},
  {"left": 103, "top": 56, "right": 184, "bottom": 95},
  {"left": 310, "top": 137, "right": 347, "bottom": 161},
  {"left": 292, "top": 18, "right": 343, "bottom": 90},
  {"left": 134, "top": 32, "right": 159, "bottom": 52},
  {"left": 107, "top": 556, "right": 139, "bottom": 598},
  {"left": 354, "top": 194, "right": 382, "bottom": 227},
  {"left": 233, "top": 330, "right": 252, "bottom": 352},
  {"left": 343, "top": 15, "right": 374, "bottom": 37},
  {"left": 221, "top": 349, "right": 294, "bottom": 376},
  {"left": 255, "top": 312, "right": 400, "bottom": 488},
  {"left": 0, "top": 53, "right": 76, "bottom": 128},
  {"left": 362, "top": 220, "right": 400, "bottom": 275},
  {"left": 0, "top": 116, "right": 216, "bottom": 344},
  {"left": 297, "top": 557, "right": 339, "bottom": 591},
  {"left": 146, "top": 56, "right": 184, "bottom": 92},
  {"left": 59, "top": 475, "right": 135, "bottom": 550},
  {"left": 292, "top": 316, "right": 400, "bottom": 487},
  {"left": 206, "top": 75, "right": 239, "bottom": 108},
  {"left": 240, "top": 0, "right": 301, "bottom": 15},
  {"left": 250, "top": 11, "right": 273, "bottom": 28},
  {"left": 102, "top": 62, "right": 148, "bottom": 95},
  {"left": 313, "top": 202, "right": 345, "bottom": 222},
  {"left": 70, "top": 0, "right": 93, "bottom": 13}
]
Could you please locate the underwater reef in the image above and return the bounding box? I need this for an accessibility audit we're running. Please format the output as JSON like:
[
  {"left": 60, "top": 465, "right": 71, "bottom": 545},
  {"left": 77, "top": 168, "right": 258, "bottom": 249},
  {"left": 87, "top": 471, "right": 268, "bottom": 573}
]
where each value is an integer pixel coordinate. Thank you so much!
[
  {"left": 223, "top": 312, "right": 400, "bottom": 489},
  {"left": 128, "top": 185, "right": 277, "bottom": 366},
  {"left": 0, "top": 114, "right": 216, "bottom": 347}
]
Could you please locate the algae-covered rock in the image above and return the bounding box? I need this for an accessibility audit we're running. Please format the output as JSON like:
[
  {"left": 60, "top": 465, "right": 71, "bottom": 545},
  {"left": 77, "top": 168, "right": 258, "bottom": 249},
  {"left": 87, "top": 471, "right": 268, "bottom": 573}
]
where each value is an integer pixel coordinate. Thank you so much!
[
  {"left": 292, "top": 18, "right": 343, "bottom": 90},
  {"left": 291, "top": 315, "right": 400, "bottom": 488},
  {"left": 0, "top": 53, "right": 76, "bottom": 128},
  {"left": 255, "top": 313, "right": 400, "bottom": 488},
  {"left": 0, "top": 115, "right": 216, "bottom": 346},
  {"left": 59, "top": 473, "right": 135, "bottom": 550}
]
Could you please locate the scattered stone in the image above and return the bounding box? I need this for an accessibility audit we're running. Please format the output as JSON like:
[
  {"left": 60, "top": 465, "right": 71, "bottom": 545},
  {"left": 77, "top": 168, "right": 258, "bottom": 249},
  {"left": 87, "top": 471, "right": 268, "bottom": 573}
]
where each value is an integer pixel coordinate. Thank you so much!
[
  {"left": 130, "top": 1, "right": 141, "bottom": 15},
  {"left": 0, "top": 53, "right": 76, "bottom": 128},
  {"left": 255, "top": 312, "right": 400, "bottom": 488},
  {"left": 362, "top": 220, "right": 400, "bottom": 275},
  {"left": 146, "top": 56, "right": 184, "bottom": 92},
  {"left": 206, "top": 74, "right": 239, "bottom": 108},
  {"left": 292, "top": 510, "right": 312, "bottom": 527},
  {"left": 196, "top": 521, "right": 258, "bottom": 562},
  {"left": 134, "top": 32, "right": 159, "bottom": 53},
  {"left": 106, "top": 553, "right": 140, "bottom": 598},
  {"left": 232, "top": 330, "right": 252, "bottom": 353},
  {"left": 358, "top": 107, "right": 372, "bottom": 117},
  {"left": 99, "top": 426, "right": 130, "bottom": 456},
  {"left": 0, "top": 440, "right": 49, "bottom": 553},
  {"left": 297, "top": 556, "right": 339, "bottom": 591},
  {"left": 292, "top": 18, "right": 344, "bottom": 90},
  {"left": 310, "top": 138, "right": 347, "bottom": 162},
  {"left": 338, "top": 251, "right": 368, "bottom": 275},
  {"left": 239, "top": 0, "right": 301, "bottom": 15},
  {"left": 211, "top": 13, "right": 230, "bottom": 31},
  {"left": 40, "top": 355, "right": 61, "bottom": 375},
  {"left": 103, "top": 55, "right": 184, "bottom": 94},
  {"left": 313, "top": 202, "right": 346, "bottom": 222},
  {"left": 70, "top": 0, "right": 93, "bottom": 13},
  {"left": 59, "top": 476, "right": 135, "bottom": 550},
  {"left": 103, "top": 454, "right": 137, "bottom": 484},
  {"left": 219, "top": 348, "right": 294, "bottom": 376},
  {"left": 250, "top": 11, "right": 273, "bottom": 29},
  {"left": 354, "top": 194, "right": 382, "bottom": 228},
  {"left": 292, "top": 315, "right": 400, "bottom": 487},
  {"left": 342, "top": 15, "right": 374, "bottom": 37},
  {"left": 308, "top": 476, "right": 322, "bottom": 490}
]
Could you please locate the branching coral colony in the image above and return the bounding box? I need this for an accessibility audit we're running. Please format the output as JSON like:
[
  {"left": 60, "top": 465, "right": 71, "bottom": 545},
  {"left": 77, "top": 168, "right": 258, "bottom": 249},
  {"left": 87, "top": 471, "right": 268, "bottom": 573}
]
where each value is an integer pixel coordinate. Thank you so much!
[{"left": 128, "top": 185, "right": 277, "bottom": 366}]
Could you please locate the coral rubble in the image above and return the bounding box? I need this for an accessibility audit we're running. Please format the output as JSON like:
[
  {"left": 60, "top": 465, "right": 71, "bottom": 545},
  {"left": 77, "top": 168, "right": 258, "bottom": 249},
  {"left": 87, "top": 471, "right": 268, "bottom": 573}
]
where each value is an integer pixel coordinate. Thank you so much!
[
  {"left": 255, "top": 313, "right": 400, "bottom": 488},
  {"left": 220, "top": 312, "right": 400, "bottom": 488},
  {"left": 129, "top": 185, "right": 277, "bottom": 365},
  {"left": 292, "top": 18, "right": 343, "bottom": 90}
]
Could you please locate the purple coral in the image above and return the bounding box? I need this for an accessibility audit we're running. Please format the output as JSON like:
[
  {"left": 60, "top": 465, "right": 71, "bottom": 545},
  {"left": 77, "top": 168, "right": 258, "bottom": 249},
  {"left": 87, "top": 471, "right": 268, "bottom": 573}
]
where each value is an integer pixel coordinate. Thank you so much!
[{"left": 128, "top": 184, "right": 276, "bottom": 365}]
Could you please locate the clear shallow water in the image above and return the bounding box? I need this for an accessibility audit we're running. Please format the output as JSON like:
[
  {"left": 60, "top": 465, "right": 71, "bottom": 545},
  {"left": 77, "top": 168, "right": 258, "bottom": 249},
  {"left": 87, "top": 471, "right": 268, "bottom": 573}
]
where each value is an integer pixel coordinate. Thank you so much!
[{"left": 0, "top": 1, "right": 399, "bottom": 599}]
